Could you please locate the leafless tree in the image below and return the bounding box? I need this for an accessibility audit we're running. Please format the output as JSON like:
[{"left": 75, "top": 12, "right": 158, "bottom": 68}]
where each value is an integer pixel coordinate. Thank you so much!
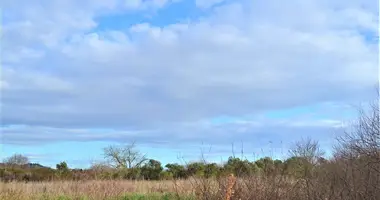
[
  {"left": 103, "top": 142, "right": 147, "bottom": 169},
  {"left": 289, "top": 137, "right": 325, "bottom": 165},
  {"left": 335, "top": 93, "right": 379, "bottom": 163},
  {"left": 288, "top": 138, "right": 325, "bottom": 200},
  {"left": 3, "top": 154, "right": 29, "bottom": 166},
  {"left": 332, "top": 91, "right": 380, "bottom": 200}
]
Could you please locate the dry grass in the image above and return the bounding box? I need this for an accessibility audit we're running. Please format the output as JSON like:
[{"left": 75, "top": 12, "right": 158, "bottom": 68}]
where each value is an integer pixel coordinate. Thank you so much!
[
  {"left": 2, "top": 171, "right": 379, "bottom": 200},
  {"left": 224, "top": 174, "right": 236, "bottom": 200},
  {"left": 0, "top": 177, "right": 279, "bottom": 200},
  {"left": 0, "top": 176, "right": 300, "bottom": 200},
  {"left": 0, "top": 180, "right": 194, "bottom": 200}
]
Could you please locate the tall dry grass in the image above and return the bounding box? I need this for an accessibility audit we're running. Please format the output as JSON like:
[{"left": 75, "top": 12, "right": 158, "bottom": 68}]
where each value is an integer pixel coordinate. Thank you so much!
[
  {"left": 0, "top": 180, "right": 193, "bottom": 200},
  {"left": 1, "top": 166, "right": 379, "bottom": 200},
  {"left": 0, "top": 176, "right": 296, "bottom": 200}
]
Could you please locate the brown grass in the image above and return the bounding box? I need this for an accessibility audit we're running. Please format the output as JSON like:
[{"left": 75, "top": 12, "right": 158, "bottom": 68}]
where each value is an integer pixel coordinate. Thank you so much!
[
  {"left": 224, "top": 174, "right": 236, "bottom": 200},
  {"left": 0, "top": 180, "right": 193, "bottom": 200}
]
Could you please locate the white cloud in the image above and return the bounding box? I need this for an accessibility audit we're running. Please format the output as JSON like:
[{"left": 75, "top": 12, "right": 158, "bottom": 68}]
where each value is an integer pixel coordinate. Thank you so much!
[
  {"left": 1, "top": 0, "right": 377, "bottom": 143},
  {"left": 2, "top": 116, "right": 343, "bottom": 145},
  {"left": 1, "top": 68, "right": 73, "bottom": 92}
]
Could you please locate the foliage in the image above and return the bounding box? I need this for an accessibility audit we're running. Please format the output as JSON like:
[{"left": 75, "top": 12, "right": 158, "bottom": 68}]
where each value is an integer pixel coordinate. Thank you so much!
[
  {"left": 141, "top": 159, "right": 163, "bottom": 180},
  {"left": 224, "top": 157, "right": 257, "bottom": 177},
  {"left": 165, "top": 163, "right": 187, "bottom": 179},
  {"left": 56, "top": 162, "right": 70, "bottom": 173},
  {"left": 3, "top": 154, "right": 29, "bottom": 166},
  {"left": 186, "top": 162, "right": 221, "bottom": 178},
  {"left": 0, "top": 166, "right": 56, "bottom": 182},
  {"left": 186, "top": 162, "right": 205, "bottom": 177},
  {"left": 56, "top": 161, "right": 72, "bottom": 179}
]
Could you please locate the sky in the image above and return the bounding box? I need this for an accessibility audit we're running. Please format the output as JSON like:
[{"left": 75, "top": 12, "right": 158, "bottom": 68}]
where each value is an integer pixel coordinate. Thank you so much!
[{"left": 0, "top": 0, "right": 379, "bottom": 168}]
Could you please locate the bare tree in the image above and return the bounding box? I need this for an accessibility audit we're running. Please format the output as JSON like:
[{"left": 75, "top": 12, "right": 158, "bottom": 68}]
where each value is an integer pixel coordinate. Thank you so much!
[
  {"left": 289, "top": 138, "right": 325, "bottom": 200},
  {"left": 90, "top": 161, "right": 114, "bottom": 180},
  {"left": 332, "top": 91, "right": 380, "bottom": 200},
  {"left": 3, "top": 154, "right": 29, "bottom": 166},
  {"left": 289, "top": 137, "right": 325, "bottom": 165},
  {"left": 90, "top": 161, "right": 112, "bottom": 171},
  {"left": 335, "top": 94, "right": 380, "bottom": 162},
  {"left": 103, "top": 142, "right": 147, "bottom": 169}
]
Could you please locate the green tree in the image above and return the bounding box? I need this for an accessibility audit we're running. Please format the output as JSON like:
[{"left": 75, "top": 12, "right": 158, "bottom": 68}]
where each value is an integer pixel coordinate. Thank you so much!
[
  {"left": 56, "top": 161, "right": 71, "bottom": 179},
  {"left": 255, "top": 157, "right": 276, "bottom": 175},
  {"left": 141, "top": 159, "right": 163, "bottom": 180},
  {"left": 56, "top": 161, "right": 69, "bottom": 172},
  {"left": 165, "top": 163, "right": 187, "bottom": 179},
  {"left": 225, "top": 157, "right": 255, "bottom": 177},
  {"left": 186, "top": 162, "right": 205, "bottom": 177},
  {"left": 204, "top": 163, "right": 220, "bottom": 178},
  {"left": 186, "top": 162, "right": 220, "bottom": 178},
  {"left": 284, "top": 156, "right": 309, "bottom": 177},
  {"left": 159, "top": 170, "right": 173, "bottom": 180}
]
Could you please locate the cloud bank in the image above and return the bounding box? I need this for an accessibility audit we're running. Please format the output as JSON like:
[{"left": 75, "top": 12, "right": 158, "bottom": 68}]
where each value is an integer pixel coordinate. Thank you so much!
[{"left": 1, "top": 0, "right": 378, "bottom": 147}]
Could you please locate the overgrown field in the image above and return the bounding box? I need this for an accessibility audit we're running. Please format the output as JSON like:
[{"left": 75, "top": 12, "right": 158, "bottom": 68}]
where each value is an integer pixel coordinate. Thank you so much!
[
  {"left": 0, "top": 180, "right": 195, "bottom": 200},
  {"left": 2, "top": 167, "right": 380, "bottom": 200}
]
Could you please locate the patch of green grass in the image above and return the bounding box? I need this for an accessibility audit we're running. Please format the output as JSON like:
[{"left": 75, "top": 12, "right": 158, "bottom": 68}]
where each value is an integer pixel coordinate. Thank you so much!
[{"left": 39, "top": 195, "right": 90, "bottom": 200}]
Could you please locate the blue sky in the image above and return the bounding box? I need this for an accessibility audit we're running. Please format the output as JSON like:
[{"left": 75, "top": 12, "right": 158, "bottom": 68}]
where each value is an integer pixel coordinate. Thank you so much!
[{"left": 1, "top": 0, "right": 378, "bottom": 168}]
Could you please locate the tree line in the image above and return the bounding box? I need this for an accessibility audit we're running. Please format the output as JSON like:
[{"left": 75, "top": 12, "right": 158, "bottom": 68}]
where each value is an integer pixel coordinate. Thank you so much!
[{"left": 0, "top": 142, "right": 327, "bottom": 182}]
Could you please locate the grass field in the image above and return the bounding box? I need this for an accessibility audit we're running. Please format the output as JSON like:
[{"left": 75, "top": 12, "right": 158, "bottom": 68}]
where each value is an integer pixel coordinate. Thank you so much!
[{"left": 0, "top": 180, "right": 196, "bottom": 200}]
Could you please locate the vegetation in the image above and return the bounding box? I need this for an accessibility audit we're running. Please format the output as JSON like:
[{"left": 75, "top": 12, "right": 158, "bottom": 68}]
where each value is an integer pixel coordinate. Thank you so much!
[
  {"left": 3, "top": 154, "right": 29, "bottom": 166},
  {"left": 1, "top": 98, "right": 379, "bottom": 199},
  {"left": 0, "top": 180, "right": 195, "bottom": 200},
  {"left": 103, "top": 142, "right": 148, "bottom": 169}
]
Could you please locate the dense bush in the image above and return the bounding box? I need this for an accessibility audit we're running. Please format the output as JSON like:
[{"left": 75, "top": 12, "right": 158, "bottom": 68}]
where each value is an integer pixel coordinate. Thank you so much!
[{"left": 0, "top": 155, "right": 332, "bottom": 182}]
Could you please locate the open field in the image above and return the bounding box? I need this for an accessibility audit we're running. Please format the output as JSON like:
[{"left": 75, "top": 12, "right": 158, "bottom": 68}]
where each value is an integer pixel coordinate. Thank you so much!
[
  {"left": 0, "top": 180, "right": 195, "bottom": 200},
  {"left": 0, "top": 176, "right": 291, "bottom": 200},
  {"left": 1, "top": 158, "right": 380, "bottom": 200},
  {"left": 2, "top": 164, "right": 380, "bottom": 200}
]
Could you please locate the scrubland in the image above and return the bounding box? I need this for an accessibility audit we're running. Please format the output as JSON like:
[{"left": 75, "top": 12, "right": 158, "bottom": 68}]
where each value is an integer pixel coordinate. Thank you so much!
[{"left": 1, "top": 100, "right": 379, "bottom": 200}]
